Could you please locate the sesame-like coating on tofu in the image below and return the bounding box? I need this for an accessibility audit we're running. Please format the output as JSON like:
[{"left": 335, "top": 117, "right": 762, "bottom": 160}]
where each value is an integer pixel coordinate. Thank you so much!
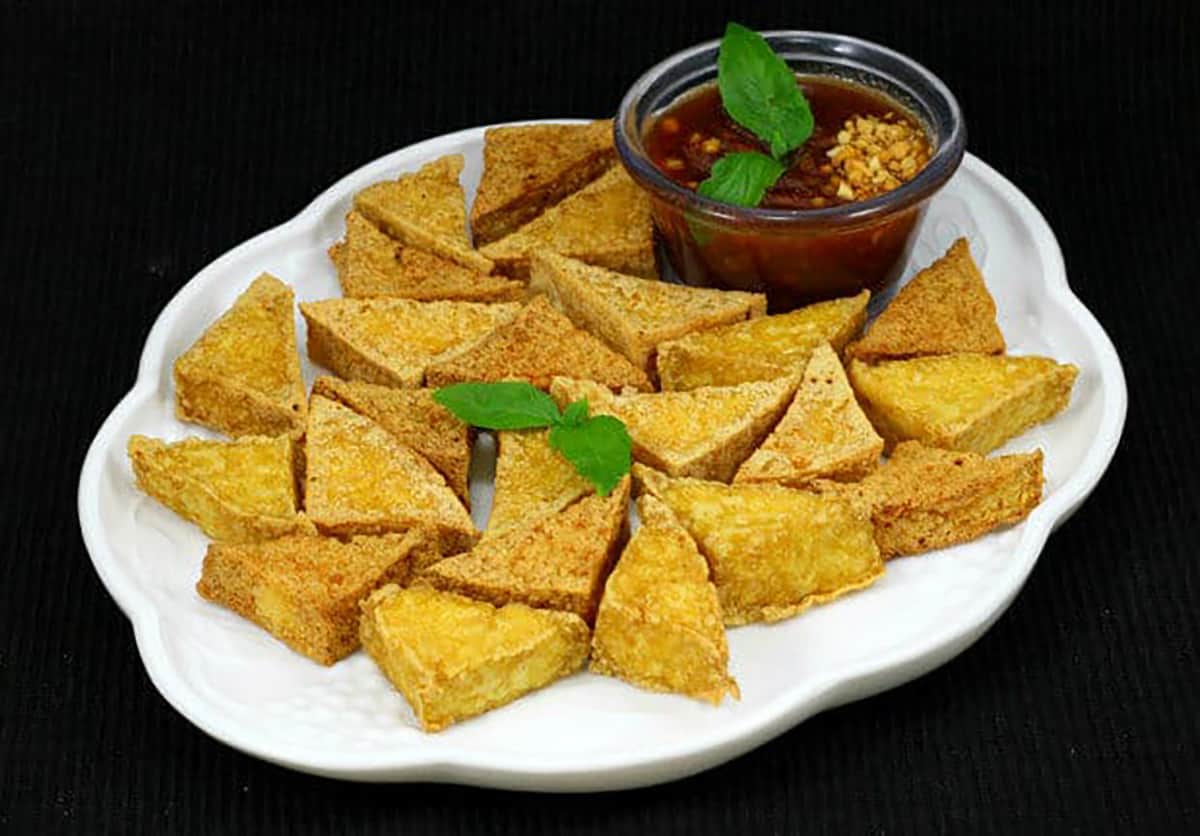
[
  {"left": 847, "top": 238, "right": 1005, "bottom": 361},
  {"left": 198, "top": 530, "right": 434, "bottom": 665}
]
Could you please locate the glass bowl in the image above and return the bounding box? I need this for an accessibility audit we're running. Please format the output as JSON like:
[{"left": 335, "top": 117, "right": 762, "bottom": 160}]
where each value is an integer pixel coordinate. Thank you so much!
[{"left": 615, "top": 31, "right": 966, "bottom": 311}]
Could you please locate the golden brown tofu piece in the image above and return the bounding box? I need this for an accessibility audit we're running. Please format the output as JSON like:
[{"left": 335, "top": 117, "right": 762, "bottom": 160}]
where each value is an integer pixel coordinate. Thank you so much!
[
  {"left": 329, "top": 211, "right": 523, "bottom": 303},
  {"left": 656, "top": 290, "right": 869, "bottom": 390},
  {"left": 424, "top": 295, "right": 652, "bottom": 392},
  {"left": 304, "top": 396, "right": 477, "bottom": 553},
  {"left": 848, "top": 354, "right": 1079, "bottom": 454},
  {"left": 419, "top": 477, "right": 630, "bottom": 623},
  {"left": 487, "top": 429, "right": 592, "bottom": 537},
  {"left": 471, "top": 120, "right": 615, "bottom": 245},
  {"left": 812, "top": 442, "right": 1043, "bottom": 558},
  {"left": 173, "top": 274, "right": 306, "bottom": 439},
  {"left": 550, "top": 376, "right": 795, "bottom": 482},
  {"left": 311, "top": 376, "right": 474, "bottom": 506},
  {"left": 735, "top": 343, "right": 883, "bottom": 488},
  {"left": 127, "top": 434, "right": 308, "bottom": 543},
  {"left": 529, "top": 252, "right": 765, "bottom": 375},
  {"left": 197, "top": 531, "right": 433, "bottom": 665},
  {"left": 591, "top": 495, "right": 738, "bottom": 704},
  {"left": 634, "top": 465, "right": 883, "bottom": 625},
  {"left": 479, "top": 166, "right": 656, "bottom": 279},
  {"left": 299, "top": 297, "right": 519, "bottom": 387},
  {"left": 360, "top": 584, "right": 589, "bottom": 732},
  {"left": 848, "top": 238, "right": 1005, "bottom": 361},
  {"left": 353, "top": 154, "right": 493, "bottom": 273}
]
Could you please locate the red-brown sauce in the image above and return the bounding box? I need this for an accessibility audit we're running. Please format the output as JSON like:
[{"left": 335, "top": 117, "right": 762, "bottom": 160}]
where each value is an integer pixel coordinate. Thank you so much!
[{"left": 645, "top": 76, "right": 929, "bottom": 209}]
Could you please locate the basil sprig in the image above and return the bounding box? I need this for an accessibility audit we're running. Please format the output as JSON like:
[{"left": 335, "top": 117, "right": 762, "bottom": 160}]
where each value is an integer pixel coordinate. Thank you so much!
[
  {"left": 434, "top": 382, "right": 632, "bottom": 496},
  {"left": 696, "top": 23, "right": 814, "bottom": 208},
  {"left": 697, "top": 152, "right": 785, "bottom": 208}
]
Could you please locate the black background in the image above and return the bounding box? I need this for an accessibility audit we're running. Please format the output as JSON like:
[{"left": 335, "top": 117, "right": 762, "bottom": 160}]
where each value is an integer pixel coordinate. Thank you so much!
[{"left": 3, "top": 1, "right": 1198, "bottom": 832}]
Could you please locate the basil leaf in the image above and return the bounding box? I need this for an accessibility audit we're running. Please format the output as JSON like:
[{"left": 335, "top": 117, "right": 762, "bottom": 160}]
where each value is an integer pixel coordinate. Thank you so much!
[
  {"left": 561, "top": 399, "right": 589, "bottom": 427},
  {"left": 717, "top": 22, "right": 814, "bottom": 158},
  {"left": 697, "top": 151, "right": 785, "bottom": 208},
  {"left": 433, "top": 381, "right": 561, "bottom": 430},
  {"left": 548, "top": 415, "right": 632, "bottom": 497}
]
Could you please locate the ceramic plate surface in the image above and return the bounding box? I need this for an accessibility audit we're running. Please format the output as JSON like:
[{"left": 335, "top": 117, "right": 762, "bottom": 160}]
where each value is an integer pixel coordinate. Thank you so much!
[{"left": 78, "top": 122, "right": 1126, "bottom": 791}]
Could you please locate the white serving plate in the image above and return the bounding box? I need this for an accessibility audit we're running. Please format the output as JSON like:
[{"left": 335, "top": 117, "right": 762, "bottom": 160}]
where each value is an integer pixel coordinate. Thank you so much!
[{"left": 77, "top": 121, "right": 1126, "bottom": 792}]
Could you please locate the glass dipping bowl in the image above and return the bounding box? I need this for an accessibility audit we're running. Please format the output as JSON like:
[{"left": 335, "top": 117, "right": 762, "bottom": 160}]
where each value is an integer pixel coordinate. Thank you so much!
[{"left": 615, "top": 31, "right": 965, "bottom": 311}]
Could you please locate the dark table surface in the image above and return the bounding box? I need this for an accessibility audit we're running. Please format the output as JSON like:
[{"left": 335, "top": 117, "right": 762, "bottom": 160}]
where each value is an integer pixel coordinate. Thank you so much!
[{"left": 4, "top": 0, "right": 1198, "bottom": 832}]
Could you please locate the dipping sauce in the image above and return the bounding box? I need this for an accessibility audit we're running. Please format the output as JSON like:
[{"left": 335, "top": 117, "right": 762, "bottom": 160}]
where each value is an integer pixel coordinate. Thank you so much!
[
  {"left": 645, "top": 76, "right": 932, "bottom": 210},
  {"left": 638, "top": 75, "right": 937, "bottom": 310}
]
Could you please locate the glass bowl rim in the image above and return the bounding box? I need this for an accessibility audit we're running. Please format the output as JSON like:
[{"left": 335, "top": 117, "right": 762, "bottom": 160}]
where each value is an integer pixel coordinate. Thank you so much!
[{"left": 614, "top": 29, "right": 966, "bottom": 227}]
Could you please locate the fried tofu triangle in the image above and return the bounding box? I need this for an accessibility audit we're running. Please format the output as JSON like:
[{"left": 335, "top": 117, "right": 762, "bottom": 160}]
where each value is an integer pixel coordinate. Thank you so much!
[
  {"left": 813, "top": 442, "right": 1043, "bottom": 558},
  {"left": 330, "top": 211, "right": 523, "bottom": 303},
  {"left": 735, "top": 343, "right": 883, "bottom": 488},
  {"left": 550, "top": 376, "right": 796, "bottom": 482},
  {"left": 304, "top": 396, "right": 477, "bottom": 554},
  {"left": 530, "top": 252, "right": 766, "bottom": 375},
  {"left": 656, "top": 291, "right": 869, "bottom": 390},
  {"left": 633, "top": 465, "right": 882, "bottom": 626},
  {"left": 591, "top": 496, "right": 738, "bottom": 705},
  {"left": 487, "top": 429, "right": 592, "bottom": 538},
  {"left": 848, "top": 238, "right": 1005, "bottom": 361},
  {"left": 173, "top": 274, "right": 306, "bottom": 439},
  {"left": 480, "top": 166, "right": 656, "bottom": 280},
  {"left": 420, "top": 477, "right": 631, "bottom": 624},
  {"left": 361, "top": 585, "right": 589, "bottom": 732},
  {"left": 471, "top": 120, "right": 615, "bottom": 246},
  {"left": 128, "top": 434, "right": 309, "bottom": 543},
  {"left": 300, "top": 298, "right": 519, "bottom": 387},
  {"left": 198, "top": 530, "right": 434, "bottom": 665},
  {"left": 424, "top": 295, "right": 651, "bottom": 392},
  {"left": 353, "top": 154, "right": 493, "bottom": 273},
  {"left": 848, "top": 354, "right": 1078, "bottom": 455},
  {"left": 311, "top": 377, "right": 474, "bottom": 506}
]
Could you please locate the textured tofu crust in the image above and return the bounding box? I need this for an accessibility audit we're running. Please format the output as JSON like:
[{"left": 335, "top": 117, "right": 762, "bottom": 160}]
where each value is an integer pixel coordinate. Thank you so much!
[
  {"left": 304, "top": 397, "right": 478, "bottom": 553},
  {"left": 657, "top": 291, "right": 869, "bottom": 390},
  {"left": 419, "top": 478, "right": 631, "bottom": 623},
  {"left": 197, "top": 531, "right": 432, "bottom": 665},
  {"left": 353, "top": 154, "right": 493, "bottom": 273},
  {"left": 471, "top": 121, "right": 616, "bottom": 245},
  {"left": 529, "top": 252, "right": 765, "bottom": 374},
  {"left": 735, "top": 343, "right": 883, "bottom": 487},
  {"left": 848, "top": 354, "right": 1079, "bottom": 454},
  {"left": 633, "top": 465, "right": 883, "bottom": 625},
  {"left": 360, "top": 585, "right": 589, "bottom": 731},
  {"left": 591, "top": 495, "right": 738, "bottom": 704},
  {"left": 813, "top": 442, "right": 1044, "bottom": 558},
  {"left": 330, "top": 211, "right": 523, "bottom": 302},
  {"left": 300, "top": 297, "right": 520, "bottom": 387},
  {"left": 550, "top": 376, "right": 795, "bottom": 482},
  {"left": 127, "top": 434, "right": 308, "bottom": 543},
  {"left": 424, "top": 295, "right": 652, "bottom": 392},
  {"left": 479, "top": 166, "right": 656, "bottom": 279},
  {"left": 173, "top": 273, "right": 306, "bottom": 439},
  {"left": 311, "top": 377, "right": 474, "bottom": 505},
  {"left": 848, "top": 238, "right": 1005, "bottom": 361},
  {"left": 487, "top": 429, "right": 592, "bottom": 537}
]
